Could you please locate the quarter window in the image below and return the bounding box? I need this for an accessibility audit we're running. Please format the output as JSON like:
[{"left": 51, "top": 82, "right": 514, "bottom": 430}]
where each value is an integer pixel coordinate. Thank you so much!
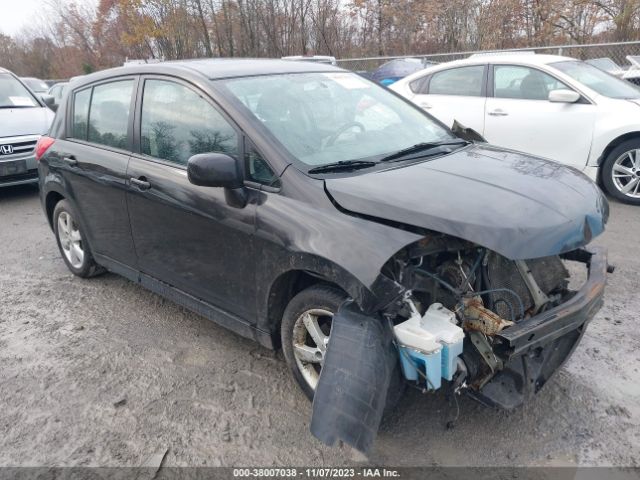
[
  {"left": 72, "top": 88, "right": 91, "bottom": 140},
  {"left": 141, "top": 79, "right": 238, "bottom": 166},
  {"left": 429, "top": 66, "right": 485, "bottom": 97},
  {"left": 87, "top": 80, "right": 133, "bottom": 149},
  {"left": 245, "top": 141, "right": 280, "bottom": 187},
  {"left": 494, "top": 65, "right": 569, "bottom": 101}
]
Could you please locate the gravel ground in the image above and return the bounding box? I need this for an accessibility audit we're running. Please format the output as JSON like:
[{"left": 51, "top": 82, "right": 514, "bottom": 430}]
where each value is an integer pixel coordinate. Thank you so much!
[{"left": 0, "top": 184, "right": 638, "bottom": 468}]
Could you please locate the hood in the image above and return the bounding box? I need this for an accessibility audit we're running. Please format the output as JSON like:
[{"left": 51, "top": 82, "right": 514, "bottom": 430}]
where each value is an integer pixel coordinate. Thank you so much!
[
  {"left": 0, "top": 107, "right": 54, "bottom": 138},
  {"left": 325, "top": 144, "right": 608, "bottom": 260}
]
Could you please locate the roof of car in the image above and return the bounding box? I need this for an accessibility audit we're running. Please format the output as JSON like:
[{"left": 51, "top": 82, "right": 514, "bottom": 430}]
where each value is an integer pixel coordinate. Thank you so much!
[
  {"left": 75, "top": 58, "right": 344, "bottom": 87},
  {"left": 437, "top": 53, "right": 576, "bottom": 68}
]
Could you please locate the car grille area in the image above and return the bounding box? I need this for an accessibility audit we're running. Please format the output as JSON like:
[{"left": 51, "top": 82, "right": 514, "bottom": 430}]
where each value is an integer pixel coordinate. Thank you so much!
[{"left": 0, "top": 138, "right": 38, "bottom": 157}]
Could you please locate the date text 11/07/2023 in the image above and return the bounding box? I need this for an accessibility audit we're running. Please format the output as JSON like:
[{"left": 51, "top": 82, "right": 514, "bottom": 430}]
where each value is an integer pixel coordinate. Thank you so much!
[{"left": 232, "top": 468, "right": 401, "bottom": 478}]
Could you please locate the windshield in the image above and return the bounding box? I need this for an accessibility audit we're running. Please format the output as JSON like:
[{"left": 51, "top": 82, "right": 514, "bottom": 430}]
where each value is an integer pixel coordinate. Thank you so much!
[
  {"left": 23, "top": 78, "right": 49, "bottom": 93},
  {"left": 222, "top": 72, "right": 454, "bottom": 168},
  {"left": 0, "top": 74, "right": 39, "bottom": 108},
  {"left": 553, "top": 60, "right": 640, "bottom": 99}
]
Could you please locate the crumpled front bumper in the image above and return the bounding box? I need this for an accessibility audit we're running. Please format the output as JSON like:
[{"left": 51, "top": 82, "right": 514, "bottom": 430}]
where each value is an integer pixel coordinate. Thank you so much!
[{"left": 468, "top": 246, "right": 608, "bottom": 409}]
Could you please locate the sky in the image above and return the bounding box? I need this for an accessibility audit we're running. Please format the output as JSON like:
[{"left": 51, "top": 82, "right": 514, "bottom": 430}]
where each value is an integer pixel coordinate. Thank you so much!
[
  {"left": 0, "top": 0, "right": 97, "bottom": 37},
  {"left": 0, "top": 0, "right": 46, "bottom": 36}
]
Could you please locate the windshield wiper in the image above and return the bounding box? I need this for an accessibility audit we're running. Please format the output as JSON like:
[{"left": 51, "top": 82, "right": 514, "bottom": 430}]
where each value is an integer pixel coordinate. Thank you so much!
[
  {"left": 379, "top": 140, "right": 469, "bottom": 162},
  {"left": 307, "top": 160, "right": 377, "bottom": 174}
]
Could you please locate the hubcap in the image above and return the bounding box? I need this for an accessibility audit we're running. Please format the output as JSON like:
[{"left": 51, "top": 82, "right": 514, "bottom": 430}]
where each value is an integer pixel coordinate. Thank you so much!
[
  {"left": 292, "top": 308, "right": 333, "bottom": 390},
  {"left": 57, "top": 211, "right": 85, "bottom": 269},
  {"left": 612, "top": 149, "right": 640, "bottom": 198}
]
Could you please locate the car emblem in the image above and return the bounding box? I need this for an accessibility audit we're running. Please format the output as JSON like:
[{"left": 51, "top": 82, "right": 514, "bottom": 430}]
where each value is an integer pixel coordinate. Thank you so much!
[{"left": 0, "top": 145, "right": 14, "bottom": 155}]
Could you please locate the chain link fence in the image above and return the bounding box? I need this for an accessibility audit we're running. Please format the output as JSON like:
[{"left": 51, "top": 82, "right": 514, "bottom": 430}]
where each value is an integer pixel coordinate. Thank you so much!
[{"left": 336, "top": 41, "right": 640, "bottom": 73}]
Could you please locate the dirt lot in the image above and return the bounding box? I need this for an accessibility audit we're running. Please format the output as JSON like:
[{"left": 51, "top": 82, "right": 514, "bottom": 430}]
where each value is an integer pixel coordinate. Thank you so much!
[{"left": 0, "top": 184, "right": 638, "bottom": 467}]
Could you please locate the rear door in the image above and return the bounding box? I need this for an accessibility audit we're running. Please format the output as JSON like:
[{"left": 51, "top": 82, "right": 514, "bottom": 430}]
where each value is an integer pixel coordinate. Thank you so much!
[
  {"left": 54, "top": 77, "right": 138, "bottom": 267},
  {"left": 483, "top": 64, "right": 596, "bottom": 168},
  {"left": 126, "top": 76, "right": 258, "bottom": 320},
  {"left": 407, "top": 64, "right": 487, "bottom": 132}
]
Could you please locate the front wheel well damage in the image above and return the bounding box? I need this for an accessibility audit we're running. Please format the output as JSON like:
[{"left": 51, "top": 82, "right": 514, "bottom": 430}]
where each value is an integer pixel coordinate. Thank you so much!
[{"left": 267, "top": 270, "right": 347, "bottom": 349}]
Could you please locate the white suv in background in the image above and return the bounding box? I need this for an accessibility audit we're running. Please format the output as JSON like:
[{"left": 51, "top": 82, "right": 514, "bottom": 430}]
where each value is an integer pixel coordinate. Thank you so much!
[{"left": 391, "top": 54, "right": 640, "bottom": 205}]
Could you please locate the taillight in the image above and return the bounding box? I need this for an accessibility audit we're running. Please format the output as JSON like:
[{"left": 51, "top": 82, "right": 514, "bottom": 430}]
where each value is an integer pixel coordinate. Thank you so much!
[{"left": 35, "top": 136, "right": 55, "bottom": 161}]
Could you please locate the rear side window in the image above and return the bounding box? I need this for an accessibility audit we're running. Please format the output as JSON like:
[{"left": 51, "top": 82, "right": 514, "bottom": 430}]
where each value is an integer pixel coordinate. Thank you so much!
[
  {"left": 409, "top": 76, "right": 430, "bottom": 94},
  {"left": 140, "top": 79, "right": 238, "bottom": 166},
  {"left": 70, "top": 80, "right": 134, "bottom": 149},
  {"left": 72, "top": 88, "right": 91, "bottom": 139},
  {"left": 428, "top": 66, "right": 485, "bottom": 97},
  {"left": 87, "top": 80, "right": 134, "bottom": 149}
]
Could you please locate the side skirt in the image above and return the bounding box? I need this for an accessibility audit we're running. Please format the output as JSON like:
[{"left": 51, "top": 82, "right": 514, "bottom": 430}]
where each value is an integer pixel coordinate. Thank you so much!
[{"left": 94, "top": 253, "right": 275, "bottom": 349}]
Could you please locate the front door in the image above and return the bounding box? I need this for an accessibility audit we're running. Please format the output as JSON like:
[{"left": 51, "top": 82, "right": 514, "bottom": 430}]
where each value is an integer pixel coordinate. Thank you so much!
[
  {"left": 126, "top": 77, "right": 258, "bottom": 321},
  {"left": 483, "top": 64, "right": 596, "bottom": 168}
]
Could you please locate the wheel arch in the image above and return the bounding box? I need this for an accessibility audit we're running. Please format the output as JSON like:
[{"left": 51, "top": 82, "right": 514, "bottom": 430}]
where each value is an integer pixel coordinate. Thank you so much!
[
  {"left": 265, "top": 269, "right": 348, "bottom": 349},
  {"left": 597, "top": 131, "right": 640, "bottom": 168},
  {"left": 45, "top": 189, "right": 66, "bottom": 229}
]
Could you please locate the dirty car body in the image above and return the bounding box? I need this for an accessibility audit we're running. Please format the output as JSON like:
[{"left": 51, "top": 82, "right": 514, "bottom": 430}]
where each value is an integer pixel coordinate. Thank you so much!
[{"left": 37, "top": 59, "right": 608, "bottom": 453}]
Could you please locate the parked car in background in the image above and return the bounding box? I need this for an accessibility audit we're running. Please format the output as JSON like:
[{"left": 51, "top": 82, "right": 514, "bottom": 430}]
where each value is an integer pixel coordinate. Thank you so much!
[
  {"left": 586, "top": 57, "right": 627, "bottom": 77},
  {"left": 37, "top": 59, "right": 608, "bottom": 453},
  {"left": 0, "top": 68, "right": 55, "bottom": 187},
  {"left": 21, "top": 77, "right": 50, "bottom": 94},
  {"left": 369, "top": 57, "right": 437, "bottom": 86},
  {"left": 47, "top": 82, "right": 68, "bottom": 111},
  {"left": 282, "top": 55, "right": 337, "bottom": 65},
  {"left": 391, "top": 53, "right": 640, "bottom": 204},
  {"left": 622, "top": 55, "right": 640, "bottom": 85},
  {"left": 586, "top": 56, "right": 640, "bottom": 85}
]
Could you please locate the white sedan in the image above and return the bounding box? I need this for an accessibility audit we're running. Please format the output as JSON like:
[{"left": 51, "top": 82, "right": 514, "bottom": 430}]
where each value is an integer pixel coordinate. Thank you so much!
[{"left": 391, "top": 53, "right": 640, "bottom": 204}]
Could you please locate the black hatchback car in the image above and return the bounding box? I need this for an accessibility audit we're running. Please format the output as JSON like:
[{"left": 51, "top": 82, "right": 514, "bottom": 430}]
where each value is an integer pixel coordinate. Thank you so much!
[{"left": 37, "top": 59, "right": 609, "bottom": 452}]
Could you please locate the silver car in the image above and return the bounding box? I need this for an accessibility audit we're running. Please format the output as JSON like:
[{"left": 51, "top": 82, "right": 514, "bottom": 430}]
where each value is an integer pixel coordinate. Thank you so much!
[{"left": 0, "top": 68, "right": 54, "bottom": 187}]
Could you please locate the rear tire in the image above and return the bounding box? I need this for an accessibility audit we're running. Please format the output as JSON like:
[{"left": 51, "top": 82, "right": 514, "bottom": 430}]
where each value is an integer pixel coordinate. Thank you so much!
[
  {"left": 53, "top": 199, "right": 104, "bottom": 278},
  {"left": 601, "top": 139, "right": 640, "bottom": 205}
]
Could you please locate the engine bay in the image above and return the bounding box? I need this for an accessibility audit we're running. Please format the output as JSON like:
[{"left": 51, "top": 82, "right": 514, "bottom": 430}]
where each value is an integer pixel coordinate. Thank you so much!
[{"left": 311, "top": 234, "right": 608, "bottom": 454}]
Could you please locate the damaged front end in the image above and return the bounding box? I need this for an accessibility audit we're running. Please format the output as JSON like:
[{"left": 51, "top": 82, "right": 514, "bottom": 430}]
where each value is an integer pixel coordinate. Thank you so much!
[{"left": 311, "top": 234, "right": 608, "bottom": 453}]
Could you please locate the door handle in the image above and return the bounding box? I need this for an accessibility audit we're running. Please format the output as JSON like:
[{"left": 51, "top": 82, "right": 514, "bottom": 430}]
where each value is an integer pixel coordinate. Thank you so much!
[
  {"left": 419, "top": 103, "right": 432, "bottom": 109},
  {"left": 488, "top": 109, "right": 509, "bottom": 116},
  {"left": 63, "top": 155, "right": 77, "bottom": 166},
  {"left": 130, "top": 177, "right": 151, "bottom": 191}
]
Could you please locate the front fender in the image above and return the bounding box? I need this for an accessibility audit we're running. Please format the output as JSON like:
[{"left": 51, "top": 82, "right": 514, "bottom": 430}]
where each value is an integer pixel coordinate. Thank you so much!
[{"left": 253, "top": 188, "right": 422, "bottom": 328}]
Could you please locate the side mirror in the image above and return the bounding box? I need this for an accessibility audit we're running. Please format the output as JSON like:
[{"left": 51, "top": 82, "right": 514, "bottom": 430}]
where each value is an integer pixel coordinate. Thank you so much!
[
  {"left": 187, "top": 152, "right": 242, "bottom": 188},
  {"left": 187, "top": 152, "right": 247, "bottom": 208},
  {"left": 548, "top": 89, "right": 580, "bottom": 103},
  {"left": 41, "top": 94, "right": 55, "bottom": 109}
]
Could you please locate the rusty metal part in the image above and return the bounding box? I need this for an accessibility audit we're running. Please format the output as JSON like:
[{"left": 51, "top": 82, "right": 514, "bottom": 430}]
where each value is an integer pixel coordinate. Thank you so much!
[
  {"left": 461, "top": 296, "right": 514, "bottom": 336},
  {"left": 467, "top": 331, "right": 503, "bottom": 389}
]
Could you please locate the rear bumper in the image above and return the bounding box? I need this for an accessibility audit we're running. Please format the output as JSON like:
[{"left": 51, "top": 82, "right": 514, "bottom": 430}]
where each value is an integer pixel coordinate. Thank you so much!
[{"left": 470, "top": 246, "right": 607, "bottom": 409}]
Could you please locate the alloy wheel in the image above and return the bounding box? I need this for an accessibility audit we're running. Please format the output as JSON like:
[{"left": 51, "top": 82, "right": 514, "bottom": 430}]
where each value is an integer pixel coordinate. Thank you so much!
[
  {"left": 57, "top": 211, "right": 85, "bottom": 269},
  {"left": 291, "top": 308, "right": 333, "bottom": 390},
  {"left": 612, "top": 149, "right": 640, "bottom": 199}
]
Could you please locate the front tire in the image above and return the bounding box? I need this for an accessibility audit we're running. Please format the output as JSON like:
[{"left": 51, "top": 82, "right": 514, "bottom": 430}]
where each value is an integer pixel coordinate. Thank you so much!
[
  {"left": 602, "top": 139, "right": 640, "bottom": 205},
  {"left": 53, "top": 199, "right": 104, "bottom": 278},
  {"left": 281, "top": 285, "right": 348, "bottom": 400}
]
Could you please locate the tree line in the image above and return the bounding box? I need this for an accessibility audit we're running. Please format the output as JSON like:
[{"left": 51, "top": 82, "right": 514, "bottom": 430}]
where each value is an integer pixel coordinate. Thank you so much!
[{"left": 1, "top": 0, "right": 640, "bottom": 78}]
